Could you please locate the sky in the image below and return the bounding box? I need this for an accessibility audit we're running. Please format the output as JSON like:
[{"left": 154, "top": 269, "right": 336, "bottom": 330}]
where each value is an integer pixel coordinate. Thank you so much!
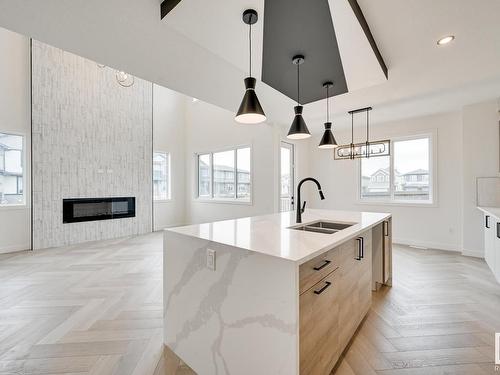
[
  {"left": 212, "top": 148, "right": 250, "bottom": 172},
  {"left": 362, "top": 138, "right": 429, "bottom": 177}
]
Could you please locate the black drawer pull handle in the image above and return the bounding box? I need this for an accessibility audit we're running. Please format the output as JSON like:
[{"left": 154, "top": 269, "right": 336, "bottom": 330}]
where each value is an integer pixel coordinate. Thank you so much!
[
  {"left": 486, "top": 215, "right": 490, "bottom": 228},
  {"left": 314, "top": 281, "right": 331, "bottom": 295},
  {"left": 355, "top": 238, "right": 362, "bottom": 260},
  {"left": 360, "top": 237, "right": 364, "bottom": 259},
  {"left": 313, "top": 259, "right": 331, "bottom": 271},
  {"left": 356, "top": 237, "right": 364, "bottom": 260},
  {"left": 497, "top": 222, "right": 500, "bottom": 239}
]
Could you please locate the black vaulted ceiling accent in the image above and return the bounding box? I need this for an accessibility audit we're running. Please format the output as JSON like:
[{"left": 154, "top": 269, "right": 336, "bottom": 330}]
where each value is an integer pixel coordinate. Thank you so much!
[
  {"left": 262, "top": 0, "right": 348, "bottom": 104},
  {"left": 161, "top": 0, "right": 182, "bottom": 19},
  {"left": 347, "top": 0, "right": 388, "bottom": 78}
]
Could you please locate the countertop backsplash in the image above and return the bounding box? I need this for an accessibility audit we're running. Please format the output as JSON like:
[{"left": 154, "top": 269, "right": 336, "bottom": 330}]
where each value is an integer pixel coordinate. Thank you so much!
[{"left": 477, "top": 176, "right": 500, "bottom": 207}]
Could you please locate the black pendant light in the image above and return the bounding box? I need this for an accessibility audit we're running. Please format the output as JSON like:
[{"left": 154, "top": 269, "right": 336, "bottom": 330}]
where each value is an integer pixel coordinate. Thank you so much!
[
  {"left": 235, "top": 9, "right": 266, "bottom": 124},
  {"left": 287, "top": 55, "right": 311, "bottom": 140},
  {"left": 318, "top": 82, "right": 338, "bottom": 149}
]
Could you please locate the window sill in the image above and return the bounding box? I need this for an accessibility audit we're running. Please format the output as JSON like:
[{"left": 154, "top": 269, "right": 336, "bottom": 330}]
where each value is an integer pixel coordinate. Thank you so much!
[
  {"left": 194, "top": 198, "right": 253, "bottom": 206},
  {"left": 0, "top": 204, "right": 28, "bottom": 210},
  {"left": 355, "top": 200, "right": 437, "bottom": 208}
]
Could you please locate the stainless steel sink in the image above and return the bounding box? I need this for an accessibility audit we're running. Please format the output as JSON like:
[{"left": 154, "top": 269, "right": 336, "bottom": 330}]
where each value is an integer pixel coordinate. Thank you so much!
[
  {"left": 306, "top": 221, "right": 354, "bottom": 231},
  {"left": 288, "top": 220, "right": 355, "bottom": 235}
]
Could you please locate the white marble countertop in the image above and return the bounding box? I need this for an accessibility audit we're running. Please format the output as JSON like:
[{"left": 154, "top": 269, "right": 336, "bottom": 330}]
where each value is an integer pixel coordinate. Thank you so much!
[
  {"left": 478, "top": 206, "right": 500, "bottom": 219},
  {"left": 166, "top": 209, "right": 391, "bottom": 264}
]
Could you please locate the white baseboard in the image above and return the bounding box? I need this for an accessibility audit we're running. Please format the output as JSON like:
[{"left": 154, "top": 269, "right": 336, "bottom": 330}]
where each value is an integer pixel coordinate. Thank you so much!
[
  {"left": 0, "top": 243, "right": 31, "bottom": 254},
  {"left": 461, "top": 249, "right": 484, "bottom": 258},
  {"left": 393, "top": 237, "right": 460, "bottom": 252},
  {"left": 394, "top": 238, "right": 485, "bottom": 259},
  {"left": 153, "top": 222, "right": 186, "bottom": 231}
]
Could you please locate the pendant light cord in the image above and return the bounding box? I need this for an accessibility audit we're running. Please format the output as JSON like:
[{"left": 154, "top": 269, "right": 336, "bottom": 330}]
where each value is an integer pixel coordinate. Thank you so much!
[
  {"left": 351, "top": 113, "right": 354, "bottom": 143},
  {"left": 297, "top": 63, "right": 300, "bottom": 105},
  {"left": 351, "top": 112, "right": 354, "bottom": 159},
  {"left": 249, "top": 22, "right": 252, "bottom": 77},
  {"left": 326, "top": 85, "right": 330, "bottom": 122},
  {"left": 366, "top": 108, "right": 369, "bottom": 142}
]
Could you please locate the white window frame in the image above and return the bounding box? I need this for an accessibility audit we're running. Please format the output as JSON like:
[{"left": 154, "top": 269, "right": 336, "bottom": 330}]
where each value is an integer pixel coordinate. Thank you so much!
[
  {"left": 0, "top": 131, "right": 26, "bottom": 209},
  {"left": 153, "top": 151, "right": 171, "bottom": 202},
  {"left": 195, "top": 145, "right": 253, "bottom": 205},
  {"left": 357, "top": 132, "right": 437, "bottom": 207},
  {"left": 279, "top": 141, "right": 295, "bottom": 212}
]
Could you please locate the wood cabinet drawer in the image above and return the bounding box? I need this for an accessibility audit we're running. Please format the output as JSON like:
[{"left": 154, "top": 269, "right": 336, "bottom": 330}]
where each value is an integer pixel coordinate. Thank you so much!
[
  {"left": 299, "top": 247, "right": 339, "bottom": 294},
  {"left": 300, "top": 269, "right": 340, "bottom": 375}
]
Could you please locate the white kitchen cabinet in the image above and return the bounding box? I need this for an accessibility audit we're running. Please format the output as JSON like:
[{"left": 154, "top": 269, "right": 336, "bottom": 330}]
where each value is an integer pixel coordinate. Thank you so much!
[
  {"left": 483, "top": 212, "right": 500, "bottom": 283},
  {"left": 484, "top": 213, "right": 495, "bottom": 271},
  {"left": 495, "top": 219, "right": 500, "bottom": 283}
]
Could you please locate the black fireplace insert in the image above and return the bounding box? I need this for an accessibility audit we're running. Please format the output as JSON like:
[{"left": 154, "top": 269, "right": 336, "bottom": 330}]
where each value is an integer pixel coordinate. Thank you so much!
[{"left": 63, "top": 197, "right": 135, "bottom": 223}]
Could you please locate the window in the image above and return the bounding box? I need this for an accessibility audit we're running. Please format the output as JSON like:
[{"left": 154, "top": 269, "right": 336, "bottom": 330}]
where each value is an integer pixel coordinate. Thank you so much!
[
  {"left": 153, "top": 152, "right": 170, "bottom": 200},
  {"left": 236, "top": 148, "right": 251, "bottom": 200},
  {"left": 280, "top": 142, "right": 294, "bottom": 212},
  {"left": 213, "top": 150, "right": 235, "bottom": 199},
  {"left": 360, "top": 135, "right": 433, "bottom": 204},
  {"left": 0, "top": 132, "right": 25, "bottom": 206},
  {"left": 196, "top": 146, "right": 251, "bottom": 202},
  {"left": 198, "top": 153, "right": 211, "bottom": 197}
]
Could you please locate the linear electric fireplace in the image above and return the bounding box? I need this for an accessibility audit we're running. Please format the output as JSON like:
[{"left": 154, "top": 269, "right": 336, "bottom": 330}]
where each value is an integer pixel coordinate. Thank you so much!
[{"left": 63, "top": 197, "right": 135, "bottom": 224}]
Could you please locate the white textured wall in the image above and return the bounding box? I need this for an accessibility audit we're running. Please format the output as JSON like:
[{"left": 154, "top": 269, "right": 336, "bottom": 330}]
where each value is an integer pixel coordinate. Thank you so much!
[
  {"left": 184, "top": 99, "right": 311, "bottom": 224},
  {"left": 462, "top": 100, "right": 500, "bottom": 256},
  {"left": 153, "top": 84, "right": 187, "bottom": 229},
  {"left": 308, "top": 111, "right": 463, "bottom": 252},
  {"left": 32, "top": 41, "right": 152, "bottom": 249},
  {"left": 184, "top": 100, "right": 276, "bottom": 224},
  {"left": 0, "top": 27, "right": 31, "bottom": 253}
]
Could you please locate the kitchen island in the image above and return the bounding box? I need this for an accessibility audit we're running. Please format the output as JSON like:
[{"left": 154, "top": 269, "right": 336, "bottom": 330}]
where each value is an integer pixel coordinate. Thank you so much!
[{"left": 163, "top": 209, "right": 392, "bottom": 375}]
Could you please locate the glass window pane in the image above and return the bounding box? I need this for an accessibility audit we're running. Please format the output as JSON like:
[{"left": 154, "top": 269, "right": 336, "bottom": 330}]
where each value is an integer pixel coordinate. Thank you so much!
[
  {"left": 394, "top": 137, "right": 430, "bottom": 201},
  {"left": 236, "top": 148, "right": 251, "bottom": 200},
  {"left": 0, "top": 133, "right": 24, "bottom": 205},
  {"left": 360, "top": 156, "right": 390, "bottom": 200},
  {"left": 153, "top": 152, "right": 169, "bottom": 200},
  {"left": 281, "top": 147, "right": 291, "bottom": 196},
  {"left": 198, "top": 154, "right": 211, "bottom": 197},
  {"left": 213, "top": 150, "right": 235, "bottom": 199},
  {"left": 280, "top": 144, "right": 294, "bottom": 212}
]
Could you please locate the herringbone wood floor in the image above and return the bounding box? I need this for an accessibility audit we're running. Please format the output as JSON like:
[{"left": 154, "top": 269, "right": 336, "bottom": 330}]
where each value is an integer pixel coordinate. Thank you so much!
[{"left": 0, "top": 233, "right": 499, "bottom": 374}]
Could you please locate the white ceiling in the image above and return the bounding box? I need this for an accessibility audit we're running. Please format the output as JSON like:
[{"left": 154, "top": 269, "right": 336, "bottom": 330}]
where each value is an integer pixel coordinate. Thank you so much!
[{"left": 0, "top": 0, "right": 499, "bottom": 133}]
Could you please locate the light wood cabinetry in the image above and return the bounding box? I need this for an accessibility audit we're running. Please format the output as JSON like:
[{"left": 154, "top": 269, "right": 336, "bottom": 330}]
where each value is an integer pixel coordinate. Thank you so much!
[
  {"left": 299, "top": 270, "right": 340, "bottom": 375},
  {"left": 299, "top": 228, "right": 375, "bottom": 375},
  {"left": 338, "top": 232, "right": 372, "bottom": 351},
  {"left": 299, "top": 247, "right": 339, "bottom": 294},
  {"left": 383, "top": 218, "right": 392, "bottom": 286},
  {"left": 372, "top": 219, "right": 392, "bottom": 290}
]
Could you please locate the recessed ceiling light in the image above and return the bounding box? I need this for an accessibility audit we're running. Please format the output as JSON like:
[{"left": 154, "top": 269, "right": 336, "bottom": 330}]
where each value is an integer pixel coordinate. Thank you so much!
[{"left": 437, "top": 35, "right": 455, "bottom": 46}]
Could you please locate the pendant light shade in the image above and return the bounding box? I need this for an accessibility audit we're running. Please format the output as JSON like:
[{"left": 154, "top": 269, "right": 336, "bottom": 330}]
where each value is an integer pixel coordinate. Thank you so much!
[
  {"left": 287, "top": 105, "right": 311, "bottom": 139},
  {"left": 235, "top": 77, "right": 266, "bottom": 124},
  {"left": 318, "top": 81, "right": 337, "bottom": 149},
  {"left": 235, "top": 9, "right": 266, "bottom": 124},
  {"left": 319, "top": 122, "right": 338, "bottom": 149},
  {"left": 287, "top": 55, "right": 311, "bottom": 140}
]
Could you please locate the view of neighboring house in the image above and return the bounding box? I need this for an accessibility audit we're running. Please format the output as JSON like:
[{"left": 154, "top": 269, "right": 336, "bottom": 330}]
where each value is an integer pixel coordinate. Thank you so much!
[
  {"left": 199, "top": 159, "right": 251, "bottom": 199},
  {"left": 0, "top": 133, "right": 23, "bottom": 205},
  {"left": 362, "top": 167, "right": 429, "bottom": 200}
]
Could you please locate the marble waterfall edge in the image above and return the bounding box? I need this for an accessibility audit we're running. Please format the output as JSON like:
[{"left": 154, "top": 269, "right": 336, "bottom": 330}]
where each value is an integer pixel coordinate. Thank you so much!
[{"left": 163, "top": 230, "right": 298, "bottom": 375}]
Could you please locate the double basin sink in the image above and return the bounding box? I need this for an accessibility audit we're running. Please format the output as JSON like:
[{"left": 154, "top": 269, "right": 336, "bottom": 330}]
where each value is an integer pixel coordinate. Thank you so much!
[{"left": 289, "top": 220, "right": 354, "bottom": 235}]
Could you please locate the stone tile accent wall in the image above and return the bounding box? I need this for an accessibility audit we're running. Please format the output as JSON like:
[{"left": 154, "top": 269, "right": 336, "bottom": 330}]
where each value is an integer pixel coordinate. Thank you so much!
[{"left": 32, "top": 41, "right": 152, "bottom": 249}]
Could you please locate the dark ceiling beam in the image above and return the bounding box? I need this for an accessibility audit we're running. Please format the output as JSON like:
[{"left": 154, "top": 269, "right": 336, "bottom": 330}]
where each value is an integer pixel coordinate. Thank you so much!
[
  {"left": 347, "top": 0, "right": 388, "bottom": 79},
  {"left": 161, "top": 0, "right": 182, "bottom": 20}
]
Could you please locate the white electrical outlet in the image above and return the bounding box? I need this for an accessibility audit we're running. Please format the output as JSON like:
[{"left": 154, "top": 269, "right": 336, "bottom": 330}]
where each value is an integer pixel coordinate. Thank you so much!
[{"left": 207, "top": 249, "right": 216, "bottom": 271}]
